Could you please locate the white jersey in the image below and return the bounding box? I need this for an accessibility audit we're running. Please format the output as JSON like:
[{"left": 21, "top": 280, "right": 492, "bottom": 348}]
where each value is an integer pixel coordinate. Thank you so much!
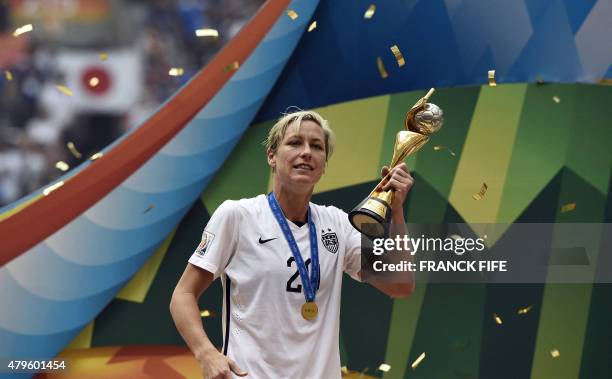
[{"left": 188, "top": 194, "right": 362, "bottom": 379}]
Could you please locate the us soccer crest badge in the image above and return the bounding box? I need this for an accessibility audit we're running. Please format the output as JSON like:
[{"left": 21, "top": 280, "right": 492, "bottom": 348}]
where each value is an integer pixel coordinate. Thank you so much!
[
  {"left": 195, "top": 231, "right": 215, "bottom": 256},
  {"left": 321, "top": 229, "right": 338, "bottom": 254}
]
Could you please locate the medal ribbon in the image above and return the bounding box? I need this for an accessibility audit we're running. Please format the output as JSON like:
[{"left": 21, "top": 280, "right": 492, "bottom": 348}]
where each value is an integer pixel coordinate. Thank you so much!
[{"left": 267, "top": 192, "right": 319, "bottom": 303}]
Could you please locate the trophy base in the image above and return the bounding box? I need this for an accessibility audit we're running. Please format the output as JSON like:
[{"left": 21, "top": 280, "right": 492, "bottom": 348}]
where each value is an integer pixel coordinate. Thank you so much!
[{"left": 348, "top": 197, "right": 391, "bottom": 239}]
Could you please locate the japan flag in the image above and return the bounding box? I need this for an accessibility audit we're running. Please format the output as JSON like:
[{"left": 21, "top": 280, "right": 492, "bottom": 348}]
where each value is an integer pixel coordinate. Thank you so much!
[{"left": 54, "top": 48, "right": 143, "bottom": 113}]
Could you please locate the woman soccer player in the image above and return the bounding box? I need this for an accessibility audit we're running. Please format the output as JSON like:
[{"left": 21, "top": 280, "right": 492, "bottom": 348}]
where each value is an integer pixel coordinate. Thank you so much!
[{"left": 170, "top": 110, "right": 415, "bottom": 379}]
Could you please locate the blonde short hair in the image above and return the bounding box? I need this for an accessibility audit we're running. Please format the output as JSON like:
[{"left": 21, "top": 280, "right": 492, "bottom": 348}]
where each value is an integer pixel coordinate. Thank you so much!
[{"left": 264, "top": 109, "right": 335, "bottom": 160}]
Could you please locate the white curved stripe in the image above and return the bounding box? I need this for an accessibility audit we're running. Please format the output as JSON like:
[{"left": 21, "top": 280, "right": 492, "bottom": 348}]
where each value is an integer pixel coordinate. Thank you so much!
[
  {"left": 121, "top": 142, "right": 234, "bottom": 192},
  {"left": 193, "top": 62, "right": 289, "bottom": 119},
  {"left": 160, "top": 95, "right": 268, "bottom": 156},
  {"left": 5, "top": 245, "right": 153, "bottom": 301},
  {"left": 85, "top": 178, "right": 210, "bottom": 229},
  {"left": 0, "top": 269, "right": 123, "bottom": 334},
  {"left": 46, "top": 208, "right": 185, "bottom": 266}
]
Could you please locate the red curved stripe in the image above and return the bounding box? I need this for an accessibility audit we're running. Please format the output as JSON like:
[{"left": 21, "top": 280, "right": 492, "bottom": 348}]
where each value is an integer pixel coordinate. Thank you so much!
[{"left": 0, "top": 0, "right": 291, "bottom": 266}]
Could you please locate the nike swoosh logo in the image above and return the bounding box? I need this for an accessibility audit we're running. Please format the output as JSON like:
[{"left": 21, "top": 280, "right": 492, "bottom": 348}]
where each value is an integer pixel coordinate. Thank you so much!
[{"left": 258, "top": 237, "right": 277, "bottom": 244}]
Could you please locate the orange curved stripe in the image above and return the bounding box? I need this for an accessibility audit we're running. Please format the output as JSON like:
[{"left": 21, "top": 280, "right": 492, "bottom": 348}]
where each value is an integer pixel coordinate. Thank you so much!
[{"left": 0, "top": 0, "right": 291, "bottom": 266}]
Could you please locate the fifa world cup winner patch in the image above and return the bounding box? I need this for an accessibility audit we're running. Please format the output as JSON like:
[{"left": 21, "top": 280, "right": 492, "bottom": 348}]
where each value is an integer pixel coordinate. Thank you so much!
[{"left": 195, "top": 231, "right": 215, "bottom": 256}]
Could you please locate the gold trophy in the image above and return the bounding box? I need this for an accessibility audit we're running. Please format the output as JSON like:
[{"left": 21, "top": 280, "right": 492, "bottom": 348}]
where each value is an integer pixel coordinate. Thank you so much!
[{"left": 349, "top": 88, "right": 443, "bottom": 238}]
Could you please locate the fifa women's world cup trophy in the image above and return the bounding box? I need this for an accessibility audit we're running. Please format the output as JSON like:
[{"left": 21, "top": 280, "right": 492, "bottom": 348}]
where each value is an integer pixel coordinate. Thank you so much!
[{"left": 348, "top": 88, "right": 444, "bottom": 238}]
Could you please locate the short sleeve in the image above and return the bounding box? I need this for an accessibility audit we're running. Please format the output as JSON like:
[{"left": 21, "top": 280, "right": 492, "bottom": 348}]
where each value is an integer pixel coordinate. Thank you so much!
[
  {"left": 188, "top": 200, "right": 240, "bottom": 279},
  {"left": 341, "top": 209, "right": 363, "bottom": 282}
]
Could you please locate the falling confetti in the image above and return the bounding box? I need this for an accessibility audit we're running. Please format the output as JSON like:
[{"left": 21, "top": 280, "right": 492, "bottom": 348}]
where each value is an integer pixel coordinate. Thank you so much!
[
  {"left": 308, "top": 21, "right": 317, "bottom": 32},
  {"left": 90, "top": 152, "right": 104, "bottom": 161},
  {"left": 561, "top": 203, "right": 576, "bottom": 213},
  {"left": 377, "top": 363, "right": 391, "bottom": 372},
  {"left": 488, "top": 70, "right": 497, "bottom": 87},
  {"left": 493, "top": 313, "right": 503, "bottom": 325},
  {"left": 43, "top": 181, "right": 64, "bottom": 196},
  {"left": 56, "top": 85, "right": 73, "bottom": 96},
  {"left": 224, "top": 61, "right": 240, "bottom": 72},
  {"left": 66, "top": 142, "right": 82, "bottom": 159},
  {"left": 390, "top": 45, "right": 405, "bottom": 67},
  {"left": 433, "top": 145, "right": 456, "bottom": 156},
  {"left": 168, "top": 67, "right": 184, "bottom": 76},
  {"left": 411, "top": 352, "right": 426, "bottom": 369},
  {"left": 55, "top": 161, "right": 69, "bottom": 172},
  {"left": 376, "top": 57, "right": 388, "bottom": 79},
  {"left": 517, "top": 305, "right": 533, "bottom": 315},
  {"left": 13, "top": 24, "right": 33, "bottom": 37},
  {"left": 341, "top": 366, "right": 349, "bottom": 375},
  {"left": 143, "top": 204, "right": 155, "bottom": 213},
  {"left": 596, "top": 78, "right": 612, "bottom": 85},
  {"left": 88, "top": 77, "right": 100, "bottom": 87},
  {"left": 364, "top": 4, "right": 376, "bottom": 19},
  {"left": 5, "top": 70, "right": 13, "bottom": 81},
  {"left": 99, "top": 52, "right": 108, "bottom": 61},
  {"left": 552, "top": 96, "right": 561, "bottom": 103},
  {"left": 200, "top": 310, "right": 212, "bottom": 317},
  {"left": 287, "top": 10, "right": 298, "bottom": 20},
  {"left": 550, "top": 349, "right": 560, "bottom": 358},
  {"left": 472, "top": 183, "right": 488, "bottom": 200},
  {"left": 195, "top": 28, "right": 219, "bottom": 38}
]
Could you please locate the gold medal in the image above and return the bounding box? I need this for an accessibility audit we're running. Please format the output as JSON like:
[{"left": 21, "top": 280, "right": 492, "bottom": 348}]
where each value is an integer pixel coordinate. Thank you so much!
[{"left": 301, "top": 302, "right": 318, "bottom": 320}]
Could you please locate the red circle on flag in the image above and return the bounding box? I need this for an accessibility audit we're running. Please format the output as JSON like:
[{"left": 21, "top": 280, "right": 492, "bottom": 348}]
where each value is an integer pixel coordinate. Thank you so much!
[{"left": 81, "top": 66, "right": 112, "bottom": 95}]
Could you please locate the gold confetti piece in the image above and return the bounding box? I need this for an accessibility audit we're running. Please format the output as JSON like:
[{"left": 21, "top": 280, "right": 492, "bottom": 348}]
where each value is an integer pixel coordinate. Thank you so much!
[
  {"left": 224, "top": 61, "right": 240, "bottom": 72},
  {"left": 377, "top": 363, "right": 391, "bottom": 372},
  {"left": 308, "top": 21, "right": 317, "bottom": 32},
  {"left": 488, "top": 70, "right": 497, "bottom": 87},
  {"left": 143, "top": 204, "right": 155, "bottom": 213},
  {"left": 341, "top": 366, "right": 348, "bottom": 375},
  {"left": 55, "top": 161, "right": 69, "bottom": 171},
  {"left": 43, "top": 181, "right": 64, "bottom": 196},
  {"left": 13, "top": 23, "right": 33, "bottom": 37},
  {"left": 411, "top": 352, "right": 426, "bottom": 369},
  {"left": 517, "top": 305, "right": 533, "bottom": 315},
  {"left": 390, "top": 45, "right": 405, "bottom": 67},
  {"left": 195, "top": 28, "right": 219, "bottom": 38},
  {"left": 376, "top": 57, "right": 388, "bottom": 79},
  {"left": 99, "top": 52, "right": 108, "bottom": 61},
  {"left": 89, "top": 77, "right": 100, "bottom": 87},
  {"left": 90, "top": 152, "right": 104, "bottom": 161},
  {"left": 597, "top": 78, "right": 612, "bottom": 85},
  {"left": 433, "top": 145, "right": 456, "bottom": 156},
  {"left": 493, "top": 313, "right": 503, "bottom": 325},
  {"left": 168, "top": 67, "right": 184, "bottom": 76},
  {"left": 561, "top": 203, "right": 576, "bottom": 213},
  {"left": 287, "top": 10, "right": 298, "bottom": 20},
  {"left": 364, "top": 4, "right": 376, "bottom": 19},
  {"left": 449, "top": 234, "right": 463, "bottom": 241},
  {"left": 552, "top": 96, "right": 561, "bottom": 103},
  {"left": 472, "top": 183, "right": 488, "bottom": 200},
  {"left": 56, "top": 85, "right": 73, "bottom": 96},
  {"left": 550, "top": 349, "right": 560, "bottom": 358},
  {"left": 5, "top": 70, "right": 13, "bottom": 81},
  {"left": 66, "top": 142, "right": 82, "bottom": 159},
  {"left": 200, "top": 310, "right": 212, "bottom": 317}
]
